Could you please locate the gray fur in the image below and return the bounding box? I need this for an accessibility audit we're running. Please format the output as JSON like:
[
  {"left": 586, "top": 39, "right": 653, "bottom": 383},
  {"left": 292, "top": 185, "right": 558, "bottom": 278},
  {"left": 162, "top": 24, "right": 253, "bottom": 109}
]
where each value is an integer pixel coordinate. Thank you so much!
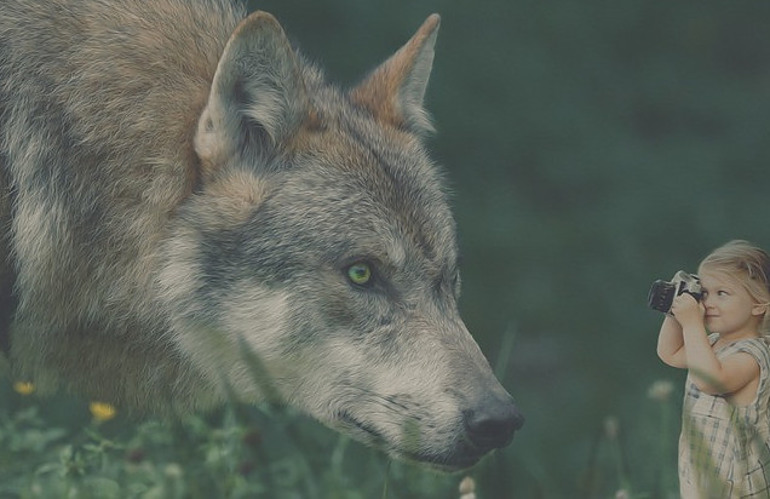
[{"left": 0, "top": 0, "right": 522, "bottom": 469}]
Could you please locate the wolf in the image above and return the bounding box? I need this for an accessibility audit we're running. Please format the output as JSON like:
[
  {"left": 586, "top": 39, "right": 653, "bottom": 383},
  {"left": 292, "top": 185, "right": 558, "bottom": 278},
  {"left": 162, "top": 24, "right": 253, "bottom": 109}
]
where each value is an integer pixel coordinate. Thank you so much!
[{"left": 0, "top": 0, "right": 523, "bottom": 469}]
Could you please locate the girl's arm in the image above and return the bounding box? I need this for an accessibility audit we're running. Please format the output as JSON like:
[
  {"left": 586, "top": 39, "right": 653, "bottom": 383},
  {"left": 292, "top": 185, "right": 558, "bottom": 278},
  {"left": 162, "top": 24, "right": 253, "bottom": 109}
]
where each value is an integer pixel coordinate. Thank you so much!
[
  {"left": 672, "top": 294, "right": 759, "bottom": 395},
  {"left": 656, "top": 314, "right": 687, "bottom": 368}
]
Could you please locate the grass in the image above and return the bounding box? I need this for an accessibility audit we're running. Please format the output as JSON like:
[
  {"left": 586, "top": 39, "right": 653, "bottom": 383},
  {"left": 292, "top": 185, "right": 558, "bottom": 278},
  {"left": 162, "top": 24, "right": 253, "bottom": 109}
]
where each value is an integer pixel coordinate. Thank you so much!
[
  {"left": 0, "top": 329, "right": 683, "bottom": 498},
  {"left": 0, "top": 388, "right": 461, "bottom": 498},
  {"left": 0, "top": 374, "right": 683, "bottom": 499}
]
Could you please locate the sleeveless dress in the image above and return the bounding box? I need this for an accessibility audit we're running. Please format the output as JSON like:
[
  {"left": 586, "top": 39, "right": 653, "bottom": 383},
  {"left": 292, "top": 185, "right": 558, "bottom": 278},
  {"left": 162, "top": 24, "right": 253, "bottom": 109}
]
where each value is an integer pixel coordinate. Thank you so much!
[{"left": 679, "top": 334, "right": 770, "bottom": 498}]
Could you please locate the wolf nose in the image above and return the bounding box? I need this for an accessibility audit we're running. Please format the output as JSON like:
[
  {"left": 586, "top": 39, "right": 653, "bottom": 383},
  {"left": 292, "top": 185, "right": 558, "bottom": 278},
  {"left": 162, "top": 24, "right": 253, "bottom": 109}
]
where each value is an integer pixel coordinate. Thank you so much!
[{"left": 464, "top": 397, "right": 524, "bottom": 452}]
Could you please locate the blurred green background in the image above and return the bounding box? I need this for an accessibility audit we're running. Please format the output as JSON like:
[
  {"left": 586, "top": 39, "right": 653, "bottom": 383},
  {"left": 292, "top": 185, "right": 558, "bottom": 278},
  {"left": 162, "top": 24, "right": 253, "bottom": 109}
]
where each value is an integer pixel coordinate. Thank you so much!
[
  {"left": 3, "top": 0, "right": 770, "bottom": 497},
  {"left": 246, "top": 0, "right": 770, "bottom": 493}
]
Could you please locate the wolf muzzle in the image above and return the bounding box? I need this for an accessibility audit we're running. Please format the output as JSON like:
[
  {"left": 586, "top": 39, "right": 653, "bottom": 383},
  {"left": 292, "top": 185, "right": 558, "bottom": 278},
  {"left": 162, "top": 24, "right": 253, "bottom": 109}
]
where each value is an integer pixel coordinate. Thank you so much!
[{"left": 463, "top": 393, "right": 524, "bottom": 453}]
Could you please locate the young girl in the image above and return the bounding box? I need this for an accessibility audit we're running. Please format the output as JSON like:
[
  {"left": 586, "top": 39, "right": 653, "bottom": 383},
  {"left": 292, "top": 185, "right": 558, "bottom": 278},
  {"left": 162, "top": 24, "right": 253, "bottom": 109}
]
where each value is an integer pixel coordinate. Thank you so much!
[{"left": 657, "top": 240, "right": 770, "bottom": 498}]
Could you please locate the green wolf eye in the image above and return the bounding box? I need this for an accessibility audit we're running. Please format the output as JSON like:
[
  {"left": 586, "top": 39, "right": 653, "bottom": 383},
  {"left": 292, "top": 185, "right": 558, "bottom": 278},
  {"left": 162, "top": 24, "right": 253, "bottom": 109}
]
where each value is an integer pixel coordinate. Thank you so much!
[{"left": 347, "top": 262, "right": 372, "bottom": 286}]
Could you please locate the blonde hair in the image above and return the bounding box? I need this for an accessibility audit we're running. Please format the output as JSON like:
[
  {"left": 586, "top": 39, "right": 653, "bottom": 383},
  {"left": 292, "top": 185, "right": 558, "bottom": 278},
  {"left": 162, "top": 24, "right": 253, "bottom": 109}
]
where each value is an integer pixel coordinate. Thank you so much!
[{"left": 698, "top": 240, "right": 770, "bottom": 333}]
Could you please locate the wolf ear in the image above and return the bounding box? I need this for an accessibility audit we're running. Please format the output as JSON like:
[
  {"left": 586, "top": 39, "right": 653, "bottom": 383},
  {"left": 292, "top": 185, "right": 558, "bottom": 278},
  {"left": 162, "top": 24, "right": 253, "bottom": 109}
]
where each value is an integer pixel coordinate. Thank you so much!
[
  {"left": 350, "top": 14, "right": 440, "bottom": 136},
  {"left": 196, "top": 11, "right": 306, "bottom": 169}
]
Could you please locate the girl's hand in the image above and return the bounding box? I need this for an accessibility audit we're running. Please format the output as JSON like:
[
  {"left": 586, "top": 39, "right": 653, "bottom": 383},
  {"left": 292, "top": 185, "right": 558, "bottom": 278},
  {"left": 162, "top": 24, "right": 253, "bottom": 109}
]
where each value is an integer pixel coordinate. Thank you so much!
[{"left": 670, "top": 293, "right": 705, "bottom": 329}]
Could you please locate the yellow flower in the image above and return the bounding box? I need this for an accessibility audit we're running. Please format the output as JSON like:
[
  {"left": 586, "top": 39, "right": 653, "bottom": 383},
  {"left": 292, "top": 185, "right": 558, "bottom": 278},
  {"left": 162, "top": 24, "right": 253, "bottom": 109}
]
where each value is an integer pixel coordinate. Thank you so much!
[
  {"left": 89, "top": 401, "right": 117, "bottom": 422},
  {"left": 13, "top": 381, "right": 35, "bottom": 395}
]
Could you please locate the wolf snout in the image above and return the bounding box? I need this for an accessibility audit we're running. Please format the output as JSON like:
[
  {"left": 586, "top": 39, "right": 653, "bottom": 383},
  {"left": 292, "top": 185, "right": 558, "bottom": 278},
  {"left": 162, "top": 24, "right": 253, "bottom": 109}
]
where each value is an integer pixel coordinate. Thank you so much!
[{"left": 463, "top": 395, "right": 524, "bottom": 453}]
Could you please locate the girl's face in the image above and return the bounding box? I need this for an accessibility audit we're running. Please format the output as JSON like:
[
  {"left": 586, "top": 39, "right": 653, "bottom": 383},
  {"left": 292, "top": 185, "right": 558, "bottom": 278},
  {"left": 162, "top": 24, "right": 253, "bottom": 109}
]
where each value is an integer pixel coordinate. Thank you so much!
[{"left": 699, "top": 270, "right": 765, "bottom": 338}]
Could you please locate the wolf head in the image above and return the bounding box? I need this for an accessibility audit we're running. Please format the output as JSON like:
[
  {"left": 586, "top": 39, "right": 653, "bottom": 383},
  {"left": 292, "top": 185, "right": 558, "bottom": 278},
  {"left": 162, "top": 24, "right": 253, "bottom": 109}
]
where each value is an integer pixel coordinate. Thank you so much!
[{"left": 159, "top": 12, "right": 523, "bottom": 470}]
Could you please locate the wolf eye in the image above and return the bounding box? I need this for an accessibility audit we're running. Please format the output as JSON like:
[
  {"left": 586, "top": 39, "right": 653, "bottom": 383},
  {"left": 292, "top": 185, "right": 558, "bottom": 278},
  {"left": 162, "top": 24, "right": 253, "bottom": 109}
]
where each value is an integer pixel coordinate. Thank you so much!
[{"left": 347, "top": 262, "right": 373, "bottom": 286}]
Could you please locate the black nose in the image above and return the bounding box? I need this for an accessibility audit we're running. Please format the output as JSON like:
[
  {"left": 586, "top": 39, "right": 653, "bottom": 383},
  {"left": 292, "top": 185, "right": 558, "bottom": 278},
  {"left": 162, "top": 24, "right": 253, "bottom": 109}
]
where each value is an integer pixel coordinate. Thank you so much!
[{"left": 464, "top": 397, "right": 524, "bottom": 453}]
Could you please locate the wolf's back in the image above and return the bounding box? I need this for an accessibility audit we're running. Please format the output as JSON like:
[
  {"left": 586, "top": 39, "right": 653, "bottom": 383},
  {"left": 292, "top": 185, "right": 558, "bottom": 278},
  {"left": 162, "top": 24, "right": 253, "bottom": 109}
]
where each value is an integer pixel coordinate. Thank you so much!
[
  {"left": 0, "top": 0, "right": 244, "bottom": 407},
  {"left": 0, "top": 0, "right": 240, "bottom": 228}
]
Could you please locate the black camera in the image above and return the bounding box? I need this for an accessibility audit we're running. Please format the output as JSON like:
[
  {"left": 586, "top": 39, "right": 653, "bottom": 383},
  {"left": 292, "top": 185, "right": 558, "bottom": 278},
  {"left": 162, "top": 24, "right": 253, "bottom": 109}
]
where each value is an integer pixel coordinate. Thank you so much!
[{"left": 647, "top": 271, "right": 703, "bottom": 314}]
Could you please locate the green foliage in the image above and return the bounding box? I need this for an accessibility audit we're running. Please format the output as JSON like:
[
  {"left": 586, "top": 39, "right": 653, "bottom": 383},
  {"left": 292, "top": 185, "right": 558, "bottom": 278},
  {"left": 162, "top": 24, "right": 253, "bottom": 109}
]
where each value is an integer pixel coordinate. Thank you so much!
[
  {"left": 0, "top": 381, "right": 452, "bottom": 498},
  {"left": 0, "top": 374, "right": 681, "bottom": 498}
]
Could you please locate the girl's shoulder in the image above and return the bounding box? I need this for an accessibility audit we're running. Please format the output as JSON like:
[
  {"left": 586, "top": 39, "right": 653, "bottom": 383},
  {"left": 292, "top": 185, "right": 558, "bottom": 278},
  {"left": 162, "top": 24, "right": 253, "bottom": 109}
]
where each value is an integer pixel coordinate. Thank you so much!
[
  {"left": 717, "top": 336, "right": 770, "bottom": 383},
  {"left": 734, "top": 336, "right": 770, "bottom": 409},
  {"left": 728, "top": 337, "right": 770, "bottom": 384},
  {"left": 716, "top": 334, "right": 770, "bottom": 361},
  {"left": 734, "top": 335, "right": 770, "bottom": 360}
]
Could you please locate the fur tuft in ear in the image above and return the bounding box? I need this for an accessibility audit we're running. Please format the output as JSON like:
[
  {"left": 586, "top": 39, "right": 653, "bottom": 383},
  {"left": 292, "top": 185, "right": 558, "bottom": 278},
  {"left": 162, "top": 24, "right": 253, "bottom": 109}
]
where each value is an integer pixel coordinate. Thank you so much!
[
  {"left": 195, "top": 11, "right": 307, "bottom": 171},
  {"left": 350, "top": 14, "right": 440, "bottom": 136},
  {"left": 203, "top": 170, "right": 268, "bottom": 228}
]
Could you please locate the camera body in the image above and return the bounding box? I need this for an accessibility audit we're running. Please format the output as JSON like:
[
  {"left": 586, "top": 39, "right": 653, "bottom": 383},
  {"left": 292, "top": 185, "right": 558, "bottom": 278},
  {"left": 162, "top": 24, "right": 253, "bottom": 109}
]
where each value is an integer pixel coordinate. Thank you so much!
[{"left": 648, "top": 271, "right": 703, "bottom": 314}]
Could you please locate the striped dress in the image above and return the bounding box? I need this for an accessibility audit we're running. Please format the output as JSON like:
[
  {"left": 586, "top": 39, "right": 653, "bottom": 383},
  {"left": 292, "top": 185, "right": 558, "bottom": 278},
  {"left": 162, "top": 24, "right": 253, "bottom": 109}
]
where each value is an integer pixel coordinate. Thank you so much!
[{"left": 679, "top": 334, "right": 770, "bottom": 498}]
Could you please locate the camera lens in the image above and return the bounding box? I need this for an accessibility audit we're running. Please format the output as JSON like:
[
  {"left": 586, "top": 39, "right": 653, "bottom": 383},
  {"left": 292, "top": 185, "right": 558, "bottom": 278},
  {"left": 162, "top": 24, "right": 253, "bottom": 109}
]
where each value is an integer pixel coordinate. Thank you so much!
[{"left": 648, "top": 280, "right": 677, "bottom": 313}]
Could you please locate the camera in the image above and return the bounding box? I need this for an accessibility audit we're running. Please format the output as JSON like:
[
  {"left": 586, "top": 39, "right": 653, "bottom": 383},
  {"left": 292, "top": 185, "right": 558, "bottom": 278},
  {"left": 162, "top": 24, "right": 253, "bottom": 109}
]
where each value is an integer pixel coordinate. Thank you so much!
[{"left": 647, "top": 271, "right": 703, "bottom": 314}]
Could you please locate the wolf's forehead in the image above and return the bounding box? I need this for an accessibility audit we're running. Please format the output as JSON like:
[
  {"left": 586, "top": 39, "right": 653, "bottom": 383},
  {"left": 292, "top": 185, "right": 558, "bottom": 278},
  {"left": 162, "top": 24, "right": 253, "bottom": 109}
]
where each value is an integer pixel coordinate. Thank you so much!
[
  {"left": 290, "top": 115, "right": 456, "bottom": 265},
  {"left": 335, "top": 125, "right": 456, "bottom": 266}
]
